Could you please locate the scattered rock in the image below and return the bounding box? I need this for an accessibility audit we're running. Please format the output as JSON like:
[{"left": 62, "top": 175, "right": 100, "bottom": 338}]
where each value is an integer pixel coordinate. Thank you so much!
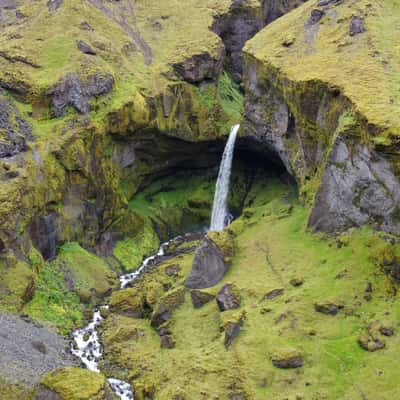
[
  {"left": 308, "top": 9, "right": 324, "bottom": 25},
  {"left": 32, "top": 340, "right": 47, "bottom": 354},
  {"left": 272, "top": 348, "right": 303, "bottom": 369},
  {"left": 165, "top": 264, "right": 181, "bottom": 277},
  {"left": 224, "top": 319, "right": 243, "bottom": 349},
  {"left": 185, "top": 237, "right": 229, "bottom": 289},
  {"left": 262, "top": 288, "right": 284, "bottom": 300},
  {"left": 350, "top": 16, "right": 365, "bottom": 36},
  {"left": 314, "top": 301, "right": 343, "bottom": 315},
  {"left": 160, "top": 334, "right": 175, "bottom": 349},
  {"left": 80, "top": 21, "right": 94, "bottom": 31},
  {"left": 290, "top": 278, "right": 303, "bottom": 287},
  {"left": 317, "top": 0, "right": 342, "bottom": 6},
  {"left": 357, "top": 335, "right": 385, "bottom": 352},
  {"left": 151, "top": 288, "right": 185, "bottom": 328},
  {"left": 379, "top": 327, "right": 394, "bottom": 337},
  {"left": 47, "top": 0, "right": 62, "bottom": 12},
  {"left": 216, "top": 284, "right": 241, "bottom": 312},
  {"left": 190, "top": 290, "right": 215, "bottom": 309},
  {"left": 77, "top": 40, "right": 96, "bottom": 55}
]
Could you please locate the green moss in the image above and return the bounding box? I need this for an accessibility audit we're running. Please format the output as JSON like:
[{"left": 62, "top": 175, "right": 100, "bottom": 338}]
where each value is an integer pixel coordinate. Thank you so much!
[
  {"left": 57, "top": 242, "right": 118, "bottom": 297},
  {"left": 113, "top": 218, "right": 160, "bottom": 271},
  {"left": 100, "top": 174, "right": 400, "bottom": 399},
  {"left": 41, "top": 367, "right": 113, "bottom": 400},
  {"left": 0, "top": 378, "right": 34, "bottom": 400},
  {"left": 23, "top": 262, "right": 82, "bottom": 335}
]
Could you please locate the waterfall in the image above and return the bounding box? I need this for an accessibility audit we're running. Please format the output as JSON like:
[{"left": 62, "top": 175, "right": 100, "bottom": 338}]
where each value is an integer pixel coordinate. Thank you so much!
[{"left": 210, "top": 124, "right": 239, "bottom": 231}]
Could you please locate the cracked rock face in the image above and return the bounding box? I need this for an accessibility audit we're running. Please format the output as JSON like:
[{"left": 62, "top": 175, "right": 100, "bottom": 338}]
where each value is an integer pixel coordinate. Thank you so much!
[
  {"left": 49, "top": 73, "right": 114, "bottom": 117},
  {"left": 309, "top": 139, "right": 400, "bottom": 235},
  {"left": 0, "top": 94, "right": 33, "bottom": 158}
]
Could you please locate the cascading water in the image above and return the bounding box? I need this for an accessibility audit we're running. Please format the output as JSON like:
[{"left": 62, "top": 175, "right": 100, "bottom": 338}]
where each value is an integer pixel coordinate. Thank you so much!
[
  {"left": 210, "top": 124, "right": 239, "bottom": 231},
  {"left": 71, "top": 235, "right": 187, "bottom": 400}
]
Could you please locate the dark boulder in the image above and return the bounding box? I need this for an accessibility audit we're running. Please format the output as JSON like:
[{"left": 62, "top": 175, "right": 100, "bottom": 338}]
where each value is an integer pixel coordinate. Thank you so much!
[
  {"left": 77, "top": 40, "right": 96, "bottom": 55},
  {"left": 35, "top": 387, "right": 61, "bottom": 400},
  {"left": 308, "top": 9, "right": 324, "bottom": 25},
  {"left": 216, "top": 284, "right": 241, "bottom": 312},
  {"left": 151, "top": 288, "right": 185, "bottom": 328},
  {"left": 190, "top": 290, "right": 215, "bottom": 309},
  {"left": 185, "top": 238, "right": 229, "bottom": 289},
  {"left": 350, "top": 16, "right": 365, "bottom": 36},
  {"left": 262, "top": 288, "right": 284, "bottom": 300},
  {"left": 358, "top": 336, "right": 385, "bottom": 352},
  {"left": 160, "top": 334, "right": 175, "bottom": 349},
  {"left": 272, "top": 348, "right": 303, "bottom": 369},
  {"left": 224, "top": 319, "right": 242, "bottom": 349},
  {"left": 314, "top": 301, "right": 343, "bottom": 315}
]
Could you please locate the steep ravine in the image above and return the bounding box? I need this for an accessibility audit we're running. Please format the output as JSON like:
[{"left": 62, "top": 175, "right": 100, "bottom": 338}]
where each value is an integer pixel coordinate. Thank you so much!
[{"left": 1, "top": 0, "right": 400, "bottom": 399}]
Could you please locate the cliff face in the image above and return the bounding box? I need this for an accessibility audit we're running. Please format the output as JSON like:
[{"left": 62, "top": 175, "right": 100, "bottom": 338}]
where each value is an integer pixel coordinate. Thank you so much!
[{"left": 243, "top": 0, "right": 400, "bottom": 235}]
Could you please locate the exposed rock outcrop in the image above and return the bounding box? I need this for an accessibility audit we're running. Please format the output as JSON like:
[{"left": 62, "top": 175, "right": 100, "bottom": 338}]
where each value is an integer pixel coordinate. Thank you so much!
[
  {"left": 0, "top": 313, "right": 76, "bottom": 387},
  {"left": 0, "top": 94, "right": 32, "bottom": 158},
  {"left": 243, "top": 0, "right": 400, "bottom": 235},
  {"left": 216, "top": 283, "right": 241, "bottom": 311}
]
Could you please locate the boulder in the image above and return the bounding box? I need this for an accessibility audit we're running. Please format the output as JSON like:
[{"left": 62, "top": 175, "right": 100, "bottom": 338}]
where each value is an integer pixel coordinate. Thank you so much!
[
  {"left": 39, "top": 367, "right": 118, "bottom": 400},
  {"left": 314, "top": 301, "right": 344, "bottom": 316},
  {"left": 350, "top": 16, "right": 365, "bottom": 36},
  {"left": 224, "top": 319, "right": 242, "bottom": 349},
  {"left": 357, "top": 336, "right": 385, "bottom": 352},
  {"left": 190, "top": 290, "right": 215, "bottom": 309},
  {"left": 185, "top": 238, "right": 229, "bottom": 289},
  {"left": 262, "top": 288, "right": 284, "bottom": 300},
  {"left": 271, "top": 348, "right": 303, "bottom": 369},
  {"left": 151, "top": 288, "right": 185, "bottom": 328},
  {"left": 77, "top": 40, "right": 96, "bottom": 55},
  {"left": 110, "top": 287, "right": 144, "bottom": 318},
  {"left": 216, "top": 284, "right": 241, "bottom": 312}
]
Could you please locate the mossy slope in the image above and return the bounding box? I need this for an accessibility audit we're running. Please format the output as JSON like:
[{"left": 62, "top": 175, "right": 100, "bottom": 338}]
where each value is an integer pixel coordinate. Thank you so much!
[{"left": 100, "top": 174, "right": 400, "bottom": 399}]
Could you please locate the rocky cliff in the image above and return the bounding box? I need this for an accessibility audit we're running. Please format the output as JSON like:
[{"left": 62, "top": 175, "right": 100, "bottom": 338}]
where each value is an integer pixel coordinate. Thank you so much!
[{"left": 1, "top": 0, "right": 400, "bottom": 399}]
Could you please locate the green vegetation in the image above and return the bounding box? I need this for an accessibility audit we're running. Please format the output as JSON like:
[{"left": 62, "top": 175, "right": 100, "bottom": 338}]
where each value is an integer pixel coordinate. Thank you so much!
[
  {"left": 41, "top": 367, "right": 115, "bottom": 400},
  {"left": 23, "top": 263, "right": 82, "bottom": 335},
  {"left": 100, "top": 174, "right": 400, "bottom": 399},
  {"left": 24, "top": 242, "right": 118, "bottom": 334}
]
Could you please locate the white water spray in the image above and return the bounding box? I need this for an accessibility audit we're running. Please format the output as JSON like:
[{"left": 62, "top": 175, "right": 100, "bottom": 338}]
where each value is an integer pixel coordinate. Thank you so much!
[{"left": 210, "top": 124, "right": 239, "bottom": 231}]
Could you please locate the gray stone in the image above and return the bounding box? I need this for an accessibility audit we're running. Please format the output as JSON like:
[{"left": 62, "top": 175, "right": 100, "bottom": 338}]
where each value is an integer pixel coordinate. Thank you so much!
[
  {"left": 173, "top": 47, "right": 225, "bottom": 83},
  {"left": 0, "top": 313, "right": 76, "bottom": 387},
  {"left": 77, "top": 40, "right": 96, "bottom": 55},
  {"left": 190, "top": 290, "right": 214, "bottom": 309},
  {"left": 350, "top": 16, "right": 365, "bottom": 36},
  {"left": 216, "top": 284, "right": 241, "bottom": 312},
  {"left": 0, "top": 95, "right": 33, "bottom": 158},
  {"left": 308, "top": 138, "right": 400, "bottom": 236},
  {"left": 185, "top": 238, "right": 229, "bottom": 289},
  {"left": 49, "top": 73, "right": 114, "bottom": 117},
  {"left": 224, "top": 319, "right": 242, "bottom": 349},
  {"left": 47, "top": 0, "right": 62, "bottom": 12}
]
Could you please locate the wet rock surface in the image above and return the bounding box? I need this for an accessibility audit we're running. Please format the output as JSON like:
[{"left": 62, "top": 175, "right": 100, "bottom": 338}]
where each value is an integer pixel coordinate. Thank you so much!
[
  {"left": 185, "top": 237, "right": 229, "bottom": 289},
  {"left": 0, "top": 313, "right": 76, "bottom": 386}
]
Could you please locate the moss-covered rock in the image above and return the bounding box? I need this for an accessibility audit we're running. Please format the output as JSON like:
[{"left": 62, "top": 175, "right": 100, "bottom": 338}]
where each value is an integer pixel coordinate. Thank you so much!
[{"left": 40, "top": 367, "right": 117, "bottom": 400}]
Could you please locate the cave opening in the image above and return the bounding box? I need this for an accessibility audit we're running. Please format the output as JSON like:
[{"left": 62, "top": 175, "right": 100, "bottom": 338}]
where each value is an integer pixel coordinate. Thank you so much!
[{"left": 123, "top": 131, "right": 296, "bottom": 242}]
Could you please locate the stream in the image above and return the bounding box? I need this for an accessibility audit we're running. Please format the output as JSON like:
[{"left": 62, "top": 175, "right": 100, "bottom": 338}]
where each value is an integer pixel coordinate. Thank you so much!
[{"left": 70, "top": 236, "right": 187, "bottom": 400}]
